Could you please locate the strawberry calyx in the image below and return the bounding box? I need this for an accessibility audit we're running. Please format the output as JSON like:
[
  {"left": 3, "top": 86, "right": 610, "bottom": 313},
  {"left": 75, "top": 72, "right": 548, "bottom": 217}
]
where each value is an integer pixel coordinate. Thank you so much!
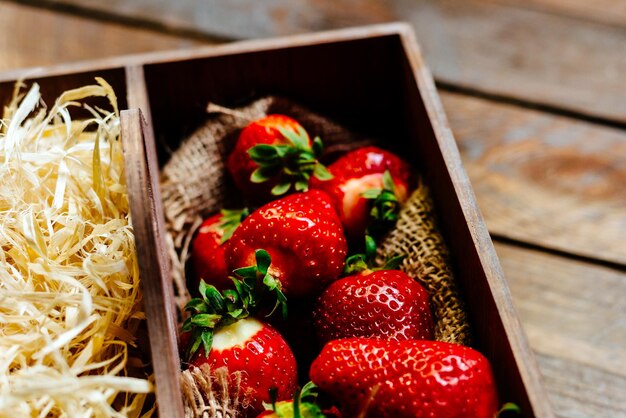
[
  {"left": 218, "top": 207, "right": 250, "bottom": 243},
  {"left": 261, "top": 382, "right": 327, "bottom": 418},
  {"left": 249, "top": 125, "right": 333, "bottom": 196},
  {"left": 360, "top": 170, "right": 401, "bottom": 238},
  {"left": 343, "top": 235, "right": 404, "bottom": 276},
  {"left": 182, "top": 249, "right": 287, "bottom": 361}
]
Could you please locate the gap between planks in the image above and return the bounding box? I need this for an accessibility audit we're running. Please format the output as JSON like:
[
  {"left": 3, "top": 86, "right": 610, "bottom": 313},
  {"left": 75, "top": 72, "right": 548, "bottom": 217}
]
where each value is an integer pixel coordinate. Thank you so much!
[
  {"left": 492, "top": 241, "right": 626, "bottom": 417},
  {"left": 442, "top": 91, "right": 626, "bottom": 269}
]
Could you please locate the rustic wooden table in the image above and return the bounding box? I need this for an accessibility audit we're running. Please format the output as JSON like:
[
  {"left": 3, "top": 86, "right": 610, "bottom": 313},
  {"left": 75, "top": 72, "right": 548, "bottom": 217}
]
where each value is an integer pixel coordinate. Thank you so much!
[{"left": 2, "top": 1, "right": 625, "bottom": 417}]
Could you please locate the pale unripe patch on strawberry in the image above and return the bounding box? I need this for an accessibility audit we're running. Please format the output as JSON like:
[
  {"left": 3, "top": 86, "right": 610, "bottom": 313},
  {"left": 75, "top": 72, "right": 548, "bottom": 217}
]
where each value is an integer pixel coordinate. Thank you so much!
[
  {"left": 212, "top": 317, "right": 265, "bottom": 351},
  {"left": 340, "top": 173, "right": 384, "bottom": 224}
]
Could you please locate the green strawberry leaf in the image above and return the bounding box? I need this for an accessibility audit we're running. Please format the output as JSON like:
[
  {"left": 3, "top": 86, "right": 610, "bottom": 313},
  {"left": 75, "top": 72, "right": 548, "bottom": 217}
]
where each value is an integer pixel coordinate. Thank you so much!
[
  {"left": 233, "top": 266, "right": 257, "bottom": 278},
  {"left": 300, "top": 381, "right": 319, "bottom": 401},
  {"left": 363, "top": 170, "right": 402, "bottom": 239},
  {"left": 343, "top": 253, "right": 370, "bottom": 275},
  {"left": 295, "top": 179, "right": 309, "bottom": 192},
  {"left": 185, "top": 297, "right": 209, "bottom": 314},
  {"left": 190, "top": 313, "right": 222, "bottom": 328},
  {"left": 219, "top": 208, "right": 249, "bottom": 243},
  {"left": 313, "top": 163, "right": 333, "bottom": 181},
  {"left": 272, "top": 181, "right": 292, "bottom": 196},
  {"left": 382, "top": 169, "right": 396, "bottom": 193},
  {"left": 251, "top": 166, "right": 279, "bottom": 183},
  {"left": 365, "top": 235, "right": 377, "bottom": 260},
  {"left": 312, "top": 136, "right": 324, "bottom": 156},
  {"left": 204, "top": 285, "right": 225, "bottom": 313},
  {"left": 187, "top": 328, "right": 204, "bottom": 359},
  {"left": 382, "top": 254, "right": 405, "bottom": 271},
  {"left": 181, "top": 317, "right": 193, "bottom": 333},
  {"left": 200, "top": 331, "right": 213, "bottom": 356},
  {"left": 496, "top": 403, "right": 523, "bottom": 417},
  {"left": 278, "top": 125, "right": 309, "bottom": 150},
  {"left": 244, "top": 122, "right": 331, "bottom": 193},
  {"left": 360, "top": 188, "right": 382, "bottom": 199},
  {"left": 249, "top": 144, "right": 280, "bottom": 161},
  {"left": 256, "top": 249, "right": 272, "bottom": 276}
]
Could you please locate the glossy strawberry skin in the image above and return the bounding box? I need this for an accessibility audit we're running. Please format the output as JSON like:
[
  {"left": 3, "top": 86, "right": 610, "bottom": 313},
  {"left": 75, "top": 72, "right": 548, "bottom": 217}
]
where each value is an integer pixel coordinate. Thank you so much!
[
  {"left": 310, "top": 338, "right": 500, "bottom": 418},
  {"left": 189, "top": 214, "right": 231, "bottom": 291},
  {"left": 188, "top": 318, "right": 298, "bottom": 417},
  {"left": 313, "top": 270, "right": 434, "bottom": 344},
  {"left": 227, "top": 115, "right": 309, "bottom": 203},
  {"left": 309, "top": 146, "right": 413, "bottom": 241},
  {"left": 225, "top": 190, "right": 348, "bottom": 298}
]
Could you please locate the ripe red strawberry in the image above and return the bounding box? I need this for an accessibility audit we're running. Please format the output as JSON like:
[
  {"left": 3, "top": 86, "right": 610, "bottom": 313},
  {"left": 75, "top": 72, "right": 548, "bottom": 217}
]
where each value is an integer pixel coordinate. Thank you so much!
[
  {"left": 227, "top": 114, "right": 332, "bottom": 204},
  {"left": 186, "top": 317, "right": 298, "bottom": 417},
  {"left": 190, "top": 208, "right": 248, "bottom": 290},
  {"left": 310, "top": 338, "right": 500, "bottom": 418},
  {"left": 313, "top": 269, "right": 434, "bottom": 344},
  {"left": 309, "top": 146, "right": 413, "bottom": 242},
  {"left": 225, "top": 190, "right": 348, "bottom": 298},
  {"left": 182, "top": 254, "right": 297, "bottom": 416}
]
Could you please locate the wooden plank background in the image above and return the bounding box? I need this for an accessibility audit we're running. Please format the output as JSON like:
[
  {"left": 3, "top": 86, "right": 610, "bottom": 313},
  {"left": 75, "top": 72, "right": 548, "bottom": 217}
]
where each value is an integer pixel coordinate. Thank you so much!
[
  {"left": 1, "top": 1, "right": 625, "bottom": 417},
  {"left": 12, "top": 0, "right": 626, "bottom": 123}
]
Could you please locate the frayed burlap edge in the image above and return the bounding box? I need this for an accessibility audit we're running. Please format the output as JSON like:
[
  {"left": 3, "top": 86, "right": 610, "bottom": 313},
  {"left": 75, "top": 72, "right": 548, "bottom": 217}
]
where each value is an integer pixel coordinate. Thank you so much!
[
  {"left": 379, "top": 181, "right": 472, "bottom": 346},
  {"left": 181, "top": 365, "right": 247, "bottom": 418}
]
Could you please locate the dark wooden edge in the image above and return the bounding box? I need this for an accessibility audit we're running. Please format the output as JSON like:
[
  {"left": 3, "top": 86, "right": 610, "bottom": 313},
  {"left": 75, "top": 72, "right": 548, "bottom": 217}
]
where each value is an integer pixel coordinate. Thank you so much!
[
  {"left": 125, "top": 65, "right": 156, "bottom": 141},
  {"left": 0, "top": 22, "right": 412, "bottom": 83},
  {"left": 121, "top": 109, "right": 185, "bottom": 418},
  {"left": 397, "top": 27, "right": 555, "bottom": 418}
]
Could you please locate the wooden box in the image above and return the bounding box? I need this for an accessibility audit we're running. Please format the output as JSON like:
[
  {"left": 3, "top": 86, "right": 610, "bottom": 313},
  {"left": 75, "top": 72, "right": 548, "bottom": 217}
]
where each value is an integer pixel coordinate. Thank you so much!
[{"left": 0, "top": 23, "right": 553, "bottom": 418}]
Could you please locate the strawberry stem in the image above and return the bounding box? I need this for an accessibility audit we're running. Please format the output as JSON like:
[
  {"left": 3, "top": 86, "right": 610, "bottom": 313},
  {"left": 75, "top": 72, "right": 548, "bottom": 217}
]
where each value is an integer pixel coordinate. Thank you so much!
[
  {"left": 248, "top": 125, "right": 332, "bottom": 196},
  {"left": 182, "top": 249, "right": 288, "bottom": 361}
]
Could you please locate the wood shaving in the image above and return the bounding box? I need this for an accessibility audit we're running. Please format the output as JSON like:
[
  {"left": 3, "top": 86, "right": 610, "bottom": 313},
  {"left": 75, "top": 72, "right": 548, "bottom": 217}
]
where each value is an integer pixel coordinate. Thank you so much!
[{"left": 0, "top": 79, "right": 153, "bottom": 417}]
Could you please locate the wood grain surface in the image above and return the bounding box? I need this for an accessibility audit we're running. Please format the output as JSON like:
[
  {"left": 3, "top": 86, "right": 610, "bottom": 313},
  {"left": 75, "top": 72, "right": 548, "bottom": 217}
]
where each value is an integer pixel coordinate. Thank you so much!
[
  {"left": 495, "top": 242, "right": 626, "bottom": 418},
  {"left": 0, "top": 1, "right": 203, "bottom": 71},
  {"left": 17, "top": 0, "right": 626, "bottom": 122},
  {"left": 121, "top": 109, "right": 185, "bottom": 418},
  {"left": 442, "top": 91, "right": 626, "bottom": 266},
  {"left": 499, "top": 0, "right": 626, "bottom": 27},
  {"left": 2, "top": 1, "right": 625, "bottom": 417}
]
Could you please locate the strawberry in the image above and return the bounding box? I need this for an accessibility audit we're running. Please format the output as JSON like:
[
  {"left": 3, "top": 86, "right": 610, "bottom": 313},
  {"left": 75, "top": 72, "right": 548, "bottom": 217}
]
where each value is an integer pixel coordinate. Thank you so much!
[
  {"left": 182, "top": 251, "right": 295, "bottom": 416},
  {"left": 313, "top": 269, "right": 434, "bottom": 344},
  {"left": 309, "top": 146, "right": 413, "bottom": 242},
  {"left": 186, "top": 317, "right": 298, "bottom": 417},
  {"left": 227, "top": 114, "right": 332, "bottom": 203},
  {"left": 190, "top": 208, "right": 248, "bottom": 290},
  {"left": 314, "top": 234, "right": 433, "bottom": 343},
  {"left": 310, "top": 338, "right": 500, "bottom": 418},
  {"left": 225, "top": 190, "right": 348, "bottom": 298}
]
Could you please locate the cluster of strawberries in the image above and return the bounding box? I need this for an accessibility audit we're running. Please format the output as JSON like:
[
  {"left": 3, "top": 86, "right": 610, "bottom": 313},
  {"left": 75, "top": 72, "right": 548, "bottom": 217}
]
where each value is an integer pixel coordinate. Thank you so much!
[{"left": 181, "top": 115, "right": 511, "bottom": 418}]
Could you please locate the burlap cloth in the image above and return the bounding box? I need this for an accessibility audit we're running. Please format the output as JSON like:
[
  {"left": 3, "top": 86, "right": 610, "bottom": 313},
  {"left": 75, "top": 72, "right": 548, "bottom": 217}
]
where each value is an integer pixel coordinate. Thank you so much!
[{"left": 160, "top": 97, "right": 471, "bottom": 417}]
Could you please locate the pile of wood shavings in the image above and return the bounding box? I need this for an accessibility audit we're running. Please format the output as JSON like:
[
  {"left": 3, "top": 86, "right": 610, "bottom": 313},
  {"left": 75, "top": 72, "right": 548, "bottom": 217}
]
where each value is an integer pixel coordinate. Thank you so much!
[{"left": 0, "top": 79, "right": 153, "bottom": 417}]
